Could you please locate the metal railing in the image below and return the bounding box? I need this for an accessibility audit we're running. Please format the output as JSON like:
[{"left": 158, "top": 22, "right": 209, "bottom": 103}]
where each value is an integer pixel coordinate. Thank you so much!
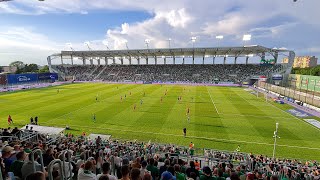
[
  {"left": 61, "top": 150, "right": 73, "bottom": 180},
  {"left": 30, "top": 149, "right": 45, "bottom": 174},
  {"left": 48, "top": 159, "right": 65, "bottom": 180}
]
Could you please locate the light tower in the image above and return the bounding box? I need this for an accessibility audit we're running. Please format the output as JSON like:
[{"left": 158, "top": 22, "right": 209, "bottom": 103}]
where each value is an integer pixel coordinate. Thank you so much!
[
  {"left": 215, "top": 35, "right": 224, "bottom": 47},
  {"left": 84, "top": 41, "right": 92, "bottom": 50},
  {"left": 272, "top": 122, "right": 280, "bottom": 158},
  {"left": 102, "top": 40, "right": 110, "bottom": 50},
  {"left": 65, "top": 43, "right": 74, "bottom": 51},
  {"left": 167, "top": 38, "right": 172, "bottom": 49},
  {"left": 144, "top": 39, "right": 150, "bottom": 49},
  {"left": 190, "top": 36, "right": 197, "bottom": 48},
  {"left": 242, "top": 34, "right": 252, "bottom": 46}
]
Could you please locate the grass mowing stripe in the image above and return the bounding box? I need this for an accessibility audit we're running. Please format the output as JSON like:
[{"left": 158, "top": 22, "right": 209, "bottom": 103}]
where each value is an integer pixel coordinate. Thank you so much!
[{"left": 2, "top": 83, "right": 320, "bottom": 160}]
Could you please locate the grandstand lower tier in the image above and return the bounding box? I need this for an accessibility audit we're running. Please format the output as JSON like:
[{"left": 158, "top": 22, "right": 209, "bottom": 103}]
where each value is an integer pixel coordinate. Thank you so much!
[{"left": 52, "top": 64, "right": 284, "bottom": 84}]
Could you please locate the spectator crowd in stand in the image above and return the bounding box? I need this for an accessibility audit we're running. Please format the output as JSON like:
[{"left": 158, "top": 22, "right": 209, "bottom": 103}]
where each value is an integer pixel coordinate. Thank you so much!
[
  {"left": 54, "top": 64, "right": 283, "bottom": 83},
  {"left": 0, "top": 126, "right": 319, "bottom": 180}
]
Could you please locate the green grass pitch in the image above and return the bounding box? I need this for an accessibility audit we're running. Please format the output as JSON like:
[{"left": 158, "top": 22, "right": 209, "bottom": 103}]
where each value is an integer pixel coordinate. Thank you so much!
[{"left": 1, "top": 83, "right": 320, "bottom": 160}]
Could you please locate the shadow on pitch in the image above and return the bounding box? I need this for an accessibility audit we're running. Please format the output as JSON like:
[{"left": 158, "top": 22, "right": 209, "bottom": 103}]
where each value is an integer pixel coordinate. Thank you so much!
[{"left": 190, "top": 123, "right": 226, "bottom": 128}]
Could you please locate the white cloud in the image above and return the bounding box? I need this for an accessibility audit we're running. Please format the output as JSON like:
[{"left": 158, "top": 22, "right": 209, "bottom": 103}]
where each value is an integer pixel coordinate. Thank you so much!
[{"left": 0, "top": 27, "right": 62, "bottom": 65}]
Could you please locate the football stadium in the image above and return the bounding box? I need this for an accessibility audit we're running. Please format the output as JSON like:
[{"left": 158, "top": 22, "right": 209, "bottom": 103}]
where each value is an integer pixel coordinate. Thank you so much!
[{"left": 1, "top": 0, "right": 320, "bottom": 180}]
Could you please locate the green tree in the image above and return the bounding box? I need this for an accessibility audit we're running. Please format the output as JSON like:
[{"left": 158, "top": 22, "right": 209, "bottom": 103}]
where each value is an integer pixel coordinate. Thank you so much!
[
  {"left": 9, "top": 61, "right": 24, "bottom": 69},
  {"left": 23, "top": 64, "right": 39, "bottom": 73},
  {"left": 39, "top": 65, "right": 50, "bottom": 73},
  {"left": 9, "top": 61, "right": 24, "bottom": 74}
]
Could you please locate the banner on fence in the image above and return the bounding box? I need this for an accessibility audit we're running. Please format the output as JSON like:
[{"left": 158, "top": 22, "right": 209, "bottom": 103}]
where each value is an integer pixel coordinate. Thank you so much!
[
  {"left": 38, "top": 73, "right": 58, "bottom": 81},
  {"left": 7, "top": 74, "right": 38, "bottom": 84},
  {"left": 0, "top": 74, "right": 7, "bottom": 85}
]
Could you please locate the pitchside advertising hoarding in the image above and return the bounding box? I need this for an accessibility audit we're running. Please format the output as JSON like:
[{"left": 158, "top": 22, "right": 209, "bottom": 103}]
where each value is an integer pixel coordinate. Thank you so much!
[
  {"left": 38, "top": 73, "right": 58, "bottom": 81},
  {"left": 0, "top": 74, "right": 7, "bottom": 85},
  {"left": 7, "top": 73, "right": 38, "bottom": 84},
  {"left": 6, "top": 73, "right": 58, "bottom": 84},
  {"left": 272, "top": 74, "right": 283, "bottom": 80}
]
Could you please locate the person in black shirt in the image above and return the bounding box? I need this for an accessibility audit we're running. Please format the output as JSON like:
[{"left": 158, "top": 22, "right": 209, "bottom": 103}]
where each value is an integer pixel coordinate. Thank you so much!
[
  {"left": 35, "top": 116, "right": 38, "bottom": 125},
  {"left": 1, "top": 129, "right": 10, "bottom": 141},
  {"left": 43, "top": 148, "right": 54, "bottom": 167},
  {"left": 183, "top": 128, "right": 186, "bottom": 137},
  {"left": 30, "top": 117, "right": 34, "bottom": 124},
  {"left": 11, "top": 127, "right": 20, "bottom": 136}
]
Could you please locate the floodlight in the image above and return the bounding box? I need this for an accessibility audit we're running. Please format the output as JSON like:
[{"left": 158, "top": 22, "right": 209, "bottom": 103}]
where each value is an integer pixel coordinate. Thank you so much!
[
  {"left": 243, "top": 34, "right": 252, "bottom": 41},
  {"left": 84, "top": 41, "right": 92, "bottom": 50},
  {"left": 66, "top": 43, "right": 72, "bottom": 48},
  {"left": 65, "top": 43, "right": 74, "bottom": 51},
  {"left": 216, "top": 35, "right": 224, "bottom": 39},
  {"left": 145, "top": 39, "right": 150, "bottom": 43},
  {"left": 244, "top": 45, "right": 258, "bottom": 47},
  {"left": 190, "top": 36, "right": 197, "bottom": 42},
  {"left": 102, "top": 40, "right": 108, "bottom": 46},
  {"left": 167, "top": 38, "right": 172, "bottom": 48},
  {"left": 279, "top": 47, "right": 287, "bottom": 50}
]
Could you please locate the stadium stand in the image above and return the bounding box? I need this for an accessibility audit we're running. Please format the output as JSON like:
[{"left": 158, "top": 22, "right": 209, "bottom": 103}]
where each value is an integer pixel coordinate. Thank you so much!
[
  {"left": 53, "top": 64, "right": 283, "bottom": 84},
  {"left": 0, "top": 127, "right": 319, "bottom": 180}
]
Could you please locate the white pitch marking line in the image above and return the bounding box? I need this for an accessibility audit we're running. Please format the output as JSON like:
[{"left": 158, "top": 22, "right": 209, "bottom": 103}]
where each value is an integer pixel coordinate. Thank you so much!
[
  {"left": 207, "top": 87, "right": 220, "bottom": 114},
  {"left": 251, "top": 87, "right": 320, "bottom": 132},
  {"left": 42, "top": 123, "right": 320, "bottom": 151}
]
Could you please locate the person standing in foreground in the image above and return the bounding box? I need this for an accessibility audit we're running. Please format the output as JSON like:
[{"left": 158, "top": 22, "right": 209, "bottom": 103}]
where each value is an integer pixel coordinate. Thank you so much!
[{"left": 183, "top": 128, "right": 186, "bottom": 137}]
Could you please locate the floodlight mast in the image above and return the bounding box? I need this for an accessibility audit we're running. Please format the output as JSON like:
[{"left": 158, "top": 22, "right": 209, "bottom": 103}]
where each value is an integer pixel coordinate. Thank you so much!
[
  {"left": 145, "top": 39, "right": 150, "bottom": 49},
  {"left": 102, "top": 40, "right": 110, "bottom": 50},
  {"left": 191, "top": 37, "right": 197, "bottom": 48},
  {"left": 167, "top": 38, "right": 172, "bottom": 49},
  {"left": 216, "top": 35, "right": 224, "bottom": 47},
  {"left": 84, "top": 41, "right": 92, "bottom": 50},
  {"left": 124, "top": 40, "right": 129, "bottom": 50},
  {"left": 242, "top": 34, "right": 252, "bottom": 46},
  {"left": 191, "top": 36, "right": 197, "bottom": 48},
  {"left": 66, "top": 43, "right": 74, "bottom": 51},
  {"left": 272, "top": 122, "right": 280, "bottom": 158}
]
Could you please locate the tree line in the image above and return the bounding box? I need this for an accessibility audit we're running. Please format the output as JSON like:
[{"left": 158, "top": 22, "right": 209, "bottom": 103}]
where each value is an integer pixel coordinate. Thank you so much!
[
  {"left": 0, "top": 61, "right": 49, "bottom": 74},
  {"left": 291, "top": 65, "right": 320, "bottom": 76}
]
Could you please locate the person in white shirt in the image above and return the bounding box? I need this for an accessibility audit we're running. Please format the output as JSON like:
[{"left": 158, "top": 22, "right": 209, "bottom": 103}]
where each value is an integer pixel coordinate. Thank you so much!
[
  {"left": 140, "top": 161, "right": 150, "bottom": 179},
  {"left": 97, "top": 162, "right": 118, "bottom": 180},
  {"left": 78, "top": 161, "right": 97, "bottom": 180}
]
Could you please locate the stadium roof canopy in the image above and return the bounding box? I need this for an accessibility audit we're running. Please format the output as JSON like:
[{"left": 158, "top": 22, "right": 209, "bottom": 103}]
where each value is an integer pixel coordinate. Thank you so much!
[
  {"left": 55, "top": 45, "right": 290, "bottom": 59},
  {"left": 48, "top": 45, "right": 294, "bottom": 69}
]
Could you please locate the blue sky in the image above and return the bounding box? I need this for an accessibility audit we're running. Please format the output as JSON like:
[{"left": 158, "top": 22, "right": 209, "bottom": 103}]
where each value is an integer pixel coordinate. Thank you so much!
[{"left": 0, "top": 0, "right": 319, "bottom": 65}]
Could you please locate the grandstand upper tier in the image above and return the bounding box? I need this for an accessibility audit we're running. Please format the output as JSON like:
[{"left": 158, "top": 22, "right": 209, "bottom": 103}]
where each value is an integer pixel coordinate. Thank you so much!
[{"left": 48, "top": 45, "right": 295, "bottom": 84}]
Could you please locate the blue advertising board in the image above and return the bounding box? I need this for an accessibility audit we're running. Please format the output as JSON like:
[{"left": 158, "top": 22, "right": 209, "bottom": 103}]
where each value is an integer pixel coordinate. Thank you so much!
[
  {"left": 272, "top": 74, "right": 283, "bottom": 81},
  {"left": 38, "top": 73, "right": 58, "bottom": 81},
  {"left": 7, "top": 73, "right": 38, "bottom": 84}
]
